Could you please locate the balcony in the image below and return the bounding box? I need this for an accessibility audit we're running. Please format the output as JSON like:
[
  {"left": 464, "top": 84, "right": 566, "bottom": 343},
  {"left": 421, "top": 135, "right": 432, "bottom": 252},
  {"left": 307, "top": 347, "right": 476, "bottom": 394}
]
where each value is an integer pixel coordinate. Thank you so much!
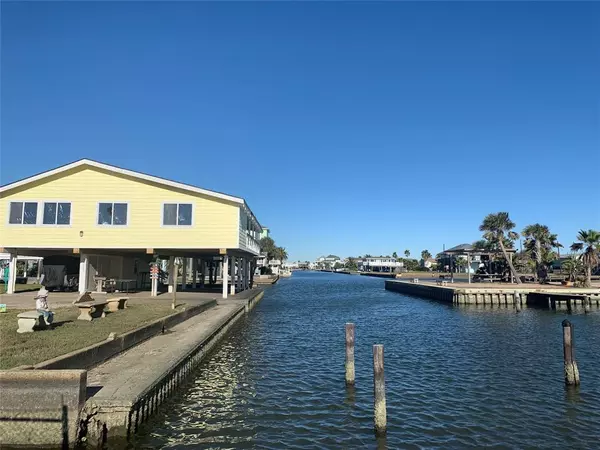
[{"left": 244, "top": 232, "right": 261, "bottom": 255}]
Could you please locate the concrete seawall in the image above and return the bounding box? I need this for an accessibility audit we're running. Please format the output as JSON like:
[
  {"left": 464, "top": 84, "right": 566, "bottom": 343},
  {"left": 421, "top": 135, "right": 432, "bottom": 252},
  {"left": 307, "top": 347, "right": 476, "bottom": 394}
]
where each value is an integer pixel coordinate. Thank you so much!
[
  {"left": 82, "top": 289, "right": 264, "bottom": 447},
  {"left": 385, "top": 280, "right": 600, "bottom": 305}
]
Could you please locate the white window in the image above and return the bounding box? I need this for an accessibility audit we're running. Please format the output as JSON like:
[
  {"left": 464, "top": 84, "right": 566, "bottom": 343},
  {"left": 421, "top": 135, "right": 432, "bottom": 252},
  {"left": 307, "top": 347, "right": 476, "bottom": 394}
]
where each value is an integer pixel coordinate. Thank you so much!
[
  {"left": 98, "top": 202, "right": 128, "bottom": 225},
  {"left": 163, "top": 203, "right": 192, "bottom": 226},
  {"left": 43, "top": 202, "right": 71, "bottom": 225},
  {"left": 8, "top": 201, "right": 38, "bottom": 224}
]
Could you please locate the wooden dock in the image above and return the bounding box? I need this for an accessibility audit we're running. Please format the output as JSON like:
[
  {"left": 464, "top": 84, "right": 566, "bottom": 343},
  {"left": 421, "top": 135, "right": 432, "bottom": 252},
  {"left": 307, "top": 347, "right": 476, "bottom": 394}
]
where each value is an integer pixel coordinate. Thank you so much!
[{"left": 385, "top": 279, "right": 600, "bottom": 306}]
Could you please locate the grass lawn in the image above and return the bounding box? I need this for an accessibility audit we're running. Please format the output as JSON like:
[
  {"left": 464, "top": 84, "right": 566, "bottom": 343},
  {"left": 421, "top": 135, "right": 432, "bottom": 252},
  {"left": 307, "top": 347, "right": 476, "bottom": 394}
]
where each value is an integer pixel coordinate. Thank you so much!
[
  {"left": 0, "top": 303, "right": 185, "bottom": 369},
  {"left": 0, "top": 283, "right": 42, "bottom": 295}
]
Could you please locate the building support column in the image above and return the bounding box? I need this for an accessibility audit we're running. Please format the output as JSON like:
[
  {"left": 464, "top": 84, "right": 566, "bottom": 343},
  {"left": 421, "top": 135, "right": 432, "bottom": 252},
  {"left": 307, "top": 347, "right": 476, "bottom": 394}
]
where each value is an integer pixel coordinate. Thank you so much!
[
  {"left": 230, "top": 256, "right": 236, "bottom": 295},
  {"left": 181, "top": 258, "right": 187, "bottom": 291},
  {"left": 199, "top": 259, "right": 204, "bottom": 288},
  {"left": 7, "top": 253, "right": 18, "bottom": 294},
  {"left": 78, "top": 253, "right": 89, "bottom": 294},
  {"left": 168, "top": 256, "right": 175, "bottom": 293},
  {"left": 237, "top": 258, "right": 243, "bottom": 292},
  {"left": 222, "top": 255, "right": 229, "bottom": 299},
  {"left": 192, "top": 258, "right": 197, "bottom": 289},
  {"left": 239, "top": 257, "right": 245, "bottom": 291},
  {"left": 37, "top": 258, "right": 44, "bottom": 282},
  {"left": 246, "top": 259, "right": 251, "bottom": 290}
]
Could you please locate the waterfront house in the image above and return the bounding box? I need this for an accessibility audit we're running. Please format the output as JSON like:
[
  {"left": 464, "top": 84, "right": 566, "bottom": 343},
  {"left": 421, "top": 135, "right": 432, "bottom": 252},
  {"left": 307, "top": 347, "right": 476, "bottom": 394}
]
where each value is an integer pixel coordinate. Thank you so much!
[
  {"left": 0, "top": 159, "right": 262, "bottom": 298},
  {"left": 360, "top": 256, "right": 403, "bottom": 273},
  {"left": 313, "top": 255, "right": 341, "bottom": 270}
]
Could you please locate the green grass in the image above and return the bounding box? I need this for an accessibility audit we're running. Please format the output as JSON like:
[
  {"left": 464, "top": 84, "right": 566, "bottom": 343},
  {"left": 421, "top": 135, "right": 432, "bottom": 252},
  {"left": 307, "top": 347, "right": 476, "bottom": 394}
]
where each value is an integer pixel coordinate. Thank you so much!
[
  {"left": 0, "top": 303, "right": 184, "bottom": 369},
  {"left": 0, "top": 283, "right": 42, "bottom": 295}
]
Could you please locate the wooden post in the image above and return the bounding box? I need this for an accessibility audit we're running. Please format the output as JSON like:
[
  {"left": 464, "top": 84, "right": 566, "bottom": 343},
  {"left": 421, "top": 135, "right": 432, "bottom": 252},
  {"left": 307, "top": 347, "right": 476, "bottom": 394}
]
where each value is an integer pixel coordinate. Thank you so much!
[
  {"left": 345, "top": 323, "right": 355, "bottom": 386},
  {"left": 562, "top": 320, "right": 580, "bottom": 386},
  {"left": 515, "top": 291, "right": 521, "bottom": 312},
  {"left": 584, "top": 296, "right": 591, "bottom": 314},
  {"left": 373, "top": 344, "right": 387, "bottom": 436}
]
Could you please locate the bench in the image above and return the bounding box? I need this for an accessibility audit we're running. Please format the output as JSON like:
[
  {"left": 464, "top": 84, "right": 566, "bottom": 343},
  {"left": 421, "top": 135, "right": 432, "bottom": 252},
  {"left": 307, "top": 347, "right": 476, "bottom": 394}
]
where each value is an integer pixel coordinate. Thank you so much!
[
  {"left": 436, "top": 280, "right": 448, "bottom": 286},
  {"left": 76, "top": 301, "right": 108, "bottom": 321},
  {"left": 17, "top": 311, "right": 52, "bottom": 333},
  {"left": 107, "top": 297, "right": 128, "bottom": 312}
]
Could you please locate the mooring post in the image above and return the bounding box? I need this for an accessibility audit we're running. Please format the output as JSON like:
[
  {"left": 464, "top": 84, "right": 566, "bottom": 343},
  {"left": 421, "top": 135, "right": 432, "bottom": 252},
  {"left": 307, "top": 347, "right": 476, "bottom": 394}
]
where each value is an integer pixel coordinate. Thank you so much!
[
  {"left": 584, "top": 296, "right": 591, "bottom": 314},
  {"left": 562, "top": 320, "right": 580, "bottom": 386},
  {"left": 515, "top": 291, "right": 521, "bottom": 312},
  {"left": 345, "top": 323, "right": 355, "bottom": 386},
  {"left": 373, "top": 344, "right": 387, "bottom": 436}
]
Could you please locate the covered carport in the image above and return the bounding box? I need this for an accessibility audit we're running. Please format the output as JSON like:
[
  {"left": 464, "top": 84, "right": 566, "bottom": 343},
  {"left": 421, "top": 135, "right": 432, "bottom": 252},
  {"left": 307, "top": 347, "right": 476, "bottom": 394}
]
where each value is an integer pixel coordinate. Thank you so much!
[{"left": 2, "top": 247, "right": 256, "bottom": 299}]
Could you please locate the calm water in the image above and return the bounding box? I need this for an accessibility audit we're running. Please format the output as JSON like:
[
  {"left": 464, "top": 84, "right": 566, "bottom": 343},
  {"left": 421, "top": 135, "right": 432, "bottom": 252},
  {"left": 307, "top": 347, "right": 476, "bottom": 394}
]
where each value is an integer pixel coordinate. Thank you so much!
[{"left": 136, "top": 272, "right": 600, "bottom": 449}]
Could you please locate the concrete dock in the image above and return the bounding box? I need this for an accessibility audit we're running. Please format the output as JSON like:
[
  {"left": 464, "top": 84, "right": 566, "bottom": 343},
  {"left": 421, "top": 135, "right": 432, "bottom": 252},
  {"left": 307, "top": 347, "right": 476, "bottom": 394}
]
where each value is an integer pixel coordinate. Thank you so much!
[
  {"left": 78, "top": 289, "right": 263, "bottom": 447},
  {"left": 385, "top": 279, "right": 600, "bottom": 306}
]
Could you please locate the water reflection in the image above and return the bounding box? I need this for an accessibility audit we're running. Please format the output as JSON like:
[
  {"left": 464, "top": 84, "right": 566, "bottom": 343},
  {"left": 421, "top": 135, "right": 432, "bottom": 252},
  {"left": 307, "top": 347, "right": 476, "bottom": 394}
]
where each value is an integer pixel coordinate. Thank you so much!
[{"left": 137, "top": 272, "right": 600, "bottom": 449}]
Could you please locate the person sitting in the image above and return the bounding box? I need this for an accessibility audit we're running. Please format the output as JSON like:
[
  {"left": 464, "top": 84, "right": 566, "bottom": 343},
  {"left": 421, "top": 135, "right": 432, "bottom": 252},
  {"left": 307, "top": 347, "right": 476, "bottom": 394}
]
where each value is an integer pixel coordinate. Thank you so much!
[{"left": 35, "top": 287, "right": 54, "bottom": 325}]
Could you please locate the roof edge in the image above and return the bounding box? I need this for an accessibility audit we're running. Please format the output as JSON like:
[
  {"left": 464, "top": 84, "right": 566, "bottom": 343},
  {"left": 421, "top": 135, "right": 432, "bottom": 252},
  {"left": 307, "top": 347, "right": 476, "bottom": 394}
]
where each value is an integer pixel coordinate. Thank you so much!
[{"left": 0, "top": 158, "right": 245, "bottom": 205}]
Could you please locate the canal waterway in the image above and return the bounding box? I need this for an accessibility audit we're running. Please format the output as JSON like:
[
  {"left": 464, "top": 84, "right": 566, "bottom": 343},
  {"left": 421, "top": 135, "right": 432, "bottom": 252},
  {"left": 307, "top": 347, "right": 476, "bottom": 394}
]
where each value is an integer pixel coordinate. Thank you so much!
[{"left": 136, "top": 271, "right": 600, "bottom": 449}]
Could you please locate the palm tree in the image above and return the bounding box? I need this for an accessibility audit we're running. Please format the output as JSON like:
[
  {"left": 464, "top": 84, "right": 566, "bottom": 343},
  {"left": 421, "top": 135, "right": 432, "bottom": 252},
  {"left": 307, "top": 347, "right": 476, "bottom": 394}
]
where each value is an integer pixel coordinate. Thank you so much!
[
  {"left": 392, "top": 251, "right": 398, "bottom": 259},
  {"left": 522, "top": 223, "right": 559, "bottom": 283},
  {"left": 561, "top": 256, "right": 583, "bottom": 283},
  {"left": 570, "top": 229, "right": 600, "bottom": 287},
  {"left": 421, "top": 250, "right": 431, "bottom": 261},
  {"left": 276, "top": 246, "right": 289, "bottom": 264},
  {"left": 479, "top": 212, "right": 522, "bottom": 284},
  {"left": 404, "top": 249, "right": 410, "bottom": 258}
]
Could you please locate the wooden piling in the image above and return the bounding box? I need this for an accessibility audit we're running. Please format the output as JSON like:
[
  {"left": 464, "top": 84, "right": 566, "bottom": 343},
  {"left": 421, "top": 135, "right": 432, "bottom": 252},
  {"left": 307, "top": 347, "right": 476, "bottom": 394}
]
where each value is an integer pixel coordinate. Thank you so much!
[
  {"left": 515, "top": 291, "right": 521, "bottom": 312},
  {"left": 373, "top": 344, "right": 387, "bottom": 436},
  {"left": 345, "top": 323, "right": 355, "bottom": 386},
  {"left": 562, "top": 320, "right": 580, "bottom": 386},
  {"left": 584, "top": 296, "right": 591, "bottom": 314}
]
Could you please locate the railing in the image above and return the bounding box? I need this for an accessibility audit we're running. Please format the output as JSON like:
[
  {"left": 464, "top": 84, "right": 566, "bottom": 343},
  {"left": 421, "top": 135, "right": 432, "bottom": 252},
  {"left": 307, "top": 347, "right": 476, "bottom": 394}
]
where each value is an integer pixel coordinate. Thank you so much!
[{"left": 244, "top": 232, "right": 261, "bottom": 254}]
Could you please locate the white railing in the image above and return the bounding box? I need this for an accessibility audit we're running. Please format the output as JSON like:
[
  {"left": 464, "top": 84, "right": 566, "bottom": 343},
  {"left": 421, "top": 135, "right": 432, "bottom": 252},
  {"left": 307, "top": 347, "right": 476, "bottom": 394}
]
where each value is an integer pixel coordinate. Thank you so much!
[{"left": 245, "top": 232, "right": 261, "bottom": 254}]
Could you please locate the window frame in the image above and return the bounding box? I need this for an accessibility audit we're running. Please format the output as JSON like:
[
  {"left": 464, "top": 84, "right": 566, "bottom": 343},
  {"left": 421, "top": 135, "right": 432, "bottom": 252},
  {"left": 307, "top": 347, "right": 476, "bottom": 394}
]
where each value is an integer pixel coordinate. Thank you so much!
[
  {"left": 96, "top": 201, "right": 130, "bottom": 227},
  {"left": 41, "top": 200, "right": 73, "bottom": 227},
  {"left": 7, "top": 201, "right": 39, "bottom": 226},
  {"left": 161, "top": 202, "right": 194, "bottom": 227}
]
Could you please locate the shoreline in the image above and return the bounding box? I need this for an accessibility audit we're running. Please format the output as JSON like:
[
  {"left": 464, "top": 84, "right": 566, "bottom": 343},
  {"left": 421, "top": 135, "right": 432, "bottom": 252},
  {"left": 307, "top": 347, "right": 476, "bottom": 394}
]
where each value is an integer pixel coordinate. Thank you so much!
[{"left": 83, "top": 288, "right": 264, "bottom": 447}]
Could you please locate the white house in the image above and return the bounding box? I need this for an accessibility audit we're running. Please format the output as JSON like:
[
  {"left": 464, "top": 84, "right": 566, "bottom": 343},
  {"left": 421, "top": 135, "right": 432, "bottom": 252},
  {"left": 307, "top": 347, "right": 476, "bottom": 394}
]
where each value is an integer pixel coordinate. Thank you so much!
[{"left": 360, "top": 256, "right": 403, "bottom": 273}]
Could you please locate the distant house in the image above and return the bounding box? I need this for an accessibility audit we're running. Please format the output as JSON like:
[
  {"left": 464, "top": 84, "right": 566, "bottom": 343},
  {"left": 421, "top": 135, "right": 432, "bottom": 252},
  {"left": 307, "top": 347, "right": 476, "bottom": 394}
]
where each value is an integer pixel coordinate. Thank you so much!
[
  {"left": 260, "top": 227, "right": 270, "bottom": 240},
  {"left": 423, "top": 258, "right": 437, "bottom": 270},
  {"left": 313, "top": 255, "right": 341, "bottom": 270},
  {"left": 360, "top": 256, "right": 403, "bottom": 273}
]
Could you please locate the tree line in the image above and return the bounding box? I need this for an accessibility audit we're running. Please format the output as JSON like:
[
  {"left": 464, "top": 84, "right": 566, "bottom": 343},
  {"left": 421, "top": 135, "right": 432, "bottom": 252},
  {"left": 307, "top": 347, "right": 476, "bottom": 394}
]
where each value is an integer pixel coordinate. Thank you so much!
[{"left": 259, "top": 236, "right": 288, "bottom": 265}]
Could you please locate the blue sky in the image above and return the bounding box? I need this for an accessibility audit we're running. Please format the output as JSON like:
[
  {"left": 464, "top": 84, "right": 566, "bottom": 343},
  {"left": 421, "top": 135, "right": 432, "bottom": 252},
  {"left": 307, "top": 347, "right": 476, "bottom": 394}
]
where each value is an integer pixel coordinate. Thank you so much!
[{"left": 1, "top": 2, "right": 599, "bottom": 261}]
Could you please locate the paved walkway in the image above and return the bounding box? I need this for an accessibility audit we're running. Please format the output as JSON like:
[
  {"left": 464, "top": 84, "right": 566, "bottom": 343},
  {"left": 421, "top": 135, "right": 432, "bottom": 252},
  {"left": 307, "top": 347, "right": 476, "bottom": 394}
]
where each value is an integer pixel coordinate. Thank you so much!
[
  {"left": 82, "top": 288, "right": 263, "bottom": 441},
  {"left": 87, "top": 288, "right": 261, "bottom": 393},
  {"left": 87, "top": 301, "right": 244, "bottom": 391}
]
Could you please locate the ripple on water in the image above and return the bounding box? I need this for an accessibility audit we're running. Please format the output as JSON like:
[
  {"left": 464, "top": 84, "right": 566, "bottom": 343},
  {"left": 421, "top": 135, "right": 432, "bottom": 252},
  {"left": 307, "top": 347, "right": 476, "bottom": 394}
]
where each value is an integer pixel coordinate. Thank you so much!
[{"left": 137, "top": 273, "right": 600, "bottom": 449}]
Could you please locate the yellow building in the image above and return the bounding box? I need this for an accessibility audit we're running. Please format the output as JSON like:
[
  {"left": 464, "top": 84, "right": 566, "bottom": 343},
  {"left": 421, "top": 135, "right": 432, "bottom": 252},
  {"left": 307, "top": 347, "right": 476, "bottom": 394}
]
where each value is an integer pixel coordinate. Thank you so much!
[{"left": 0, "top": 159, "right": 262, "bottom": 298}]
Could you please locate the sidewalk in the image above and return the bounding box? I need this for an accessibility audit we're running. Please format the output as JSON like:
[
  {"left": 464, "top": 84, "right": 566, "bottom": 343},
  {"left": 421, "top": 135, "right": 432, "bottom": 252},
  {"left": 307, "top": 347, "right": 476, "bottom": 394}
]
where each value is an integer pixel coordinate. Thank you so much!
[
  {"left": 0, "top": 290, "right": 222, "bottom": 309},
  {"left": 82, "top": 289, "right": 264, "bottom": 443}
]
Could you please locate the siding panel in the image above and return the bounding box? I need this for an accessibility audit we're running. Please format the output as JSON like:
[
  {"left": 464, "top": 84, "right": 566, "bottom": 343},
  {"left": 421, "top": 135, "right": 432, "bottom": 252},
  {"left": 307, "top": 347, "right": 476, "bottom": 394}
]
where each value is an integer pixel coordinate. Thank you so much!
[{"left": 0, "top": 167, "right": 240, "bottom": 249}]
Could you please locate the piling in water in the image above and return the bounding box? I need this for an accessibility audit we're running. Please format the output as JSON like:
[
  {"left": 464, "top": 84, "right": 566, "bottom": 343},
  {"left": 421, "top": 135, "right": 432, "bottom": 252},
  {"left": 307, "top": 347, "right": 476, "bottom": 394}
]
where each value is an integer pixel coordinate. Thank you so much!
[
  {"left": 373, "top": 344, "right": 387, "bottom": 436},
  {"left": 584, "top": 297, "right": 591, "bottom": 314},
  {"left": 345, "top": 323, "right": 355, "bottom": 386},
  {"left": 515, "top": 291, "right": 521, "bottom": 312},
  {"left": 562, "top": 320, "right": 580, "bottom": 386}
]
